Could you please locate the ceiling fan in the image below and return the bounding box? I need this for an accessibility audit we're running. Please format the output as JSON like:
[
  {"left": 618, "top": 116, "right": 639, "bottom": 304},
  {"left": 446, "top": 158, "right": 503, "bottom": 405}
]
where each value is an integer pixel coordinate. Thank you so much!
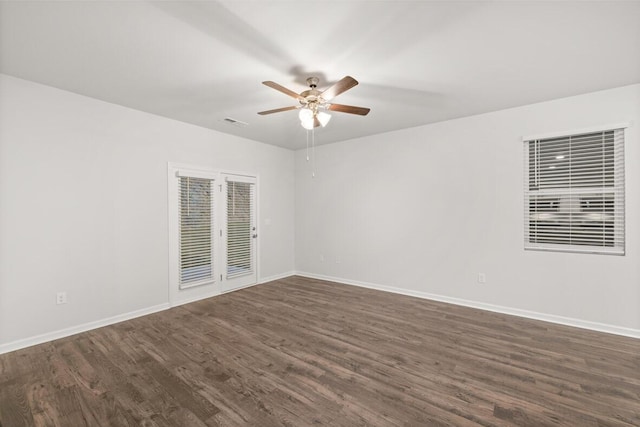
[{"left": 258, "top": 76, "right": 370, "bottom": 129}]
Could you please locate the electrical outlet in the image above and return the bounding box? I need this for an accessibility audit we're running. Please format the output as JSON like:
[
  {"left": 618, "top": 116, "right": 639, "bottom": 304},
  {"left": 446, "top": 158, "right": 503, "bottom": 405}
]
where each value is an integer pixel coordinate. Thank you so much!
[
  {"left": 478, "top": 273, "right": 486, "bottom": 284},
  {"left": 56, "top": 292, "right": 67, "bottom": 305},
  {"left": 320, "top": 254, "right": 324, "bottom": 262}
]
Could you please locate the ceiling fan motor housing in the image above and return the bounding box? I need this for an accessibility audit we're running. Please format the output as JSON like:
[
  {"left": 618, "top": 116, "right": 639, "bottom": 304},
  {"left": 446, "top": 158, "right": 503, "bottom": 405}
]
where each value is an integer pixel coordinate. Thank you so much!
[{"left": 300, "top": 77, "right": 322, "bottom": 106}]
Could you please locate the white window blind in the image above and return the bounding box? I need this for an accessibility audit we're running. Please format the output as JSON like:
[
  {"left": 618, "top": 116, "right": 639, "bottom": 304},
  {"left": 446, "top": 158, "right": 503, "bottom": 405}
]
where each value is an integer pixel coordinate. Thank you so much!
[
  {"left": 524, "top": 128, "right": 625, "bottom": 254},
  {"left": 179, "top": 176, "right": 214, "bottom": 286},
  {"left": 226, "top": 180, "right": 255, "bottom": 278}
]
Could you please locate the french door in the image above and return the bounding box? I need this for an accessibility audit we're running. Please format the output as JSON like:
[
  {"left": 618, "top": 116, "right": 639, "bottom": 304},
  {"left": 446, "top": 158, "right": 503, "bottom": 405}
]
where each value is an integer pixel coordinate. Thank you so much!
[
  {"left": 220, "top": 174, "right": 257, "bottom": 292},
  {"left": 169, "top": 165, "right": 257, "bottom": 303}
]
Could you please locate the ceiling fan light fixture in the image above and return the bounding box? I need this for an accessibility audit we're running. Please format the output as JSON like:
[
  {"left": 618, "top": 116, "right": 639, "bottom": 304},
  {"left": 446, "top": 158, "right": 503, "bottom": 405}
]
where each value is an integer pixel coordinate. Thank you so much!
[
  {"left": 299, "top": 107, "right": 316, "bottom": 129},
  {"left": 301, "top": 116, "right": 315, "bottom": 130},
  {"left": 317, "top": 111, "right": 331, "bottom": 127},
  {"left": 298, "top": 108, "right": 313, "bottom": 121}
]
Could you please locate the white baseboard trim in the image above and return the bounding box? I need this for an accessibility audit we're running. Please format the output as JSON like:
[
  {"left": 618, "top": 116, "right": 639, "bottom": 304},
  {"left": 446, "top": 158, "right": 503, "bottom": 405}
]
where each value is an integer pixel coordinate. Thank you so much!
[
  {"left": 259, "top": 271, "right": 295, "bottom": 284},
  {"left": 170, "top": 288, "right": 221, "bottom": 308},
  {"left": 295, "top": 271, "right": 640, "bottom": 339},
  {"left": 5, "top": 270, "right": 634, "bottom": 355},
  {"left": 0, "top": 303, "right": 171, "bottom": 355},
  {"left": 0, "top": 271, "right": 298, "bottom": 355},
  {"left": 219, "top": 271, "right": 296, "bottom": 295},
  {"left": 221, "top": 282, "right": 259, "bottom": 294}
]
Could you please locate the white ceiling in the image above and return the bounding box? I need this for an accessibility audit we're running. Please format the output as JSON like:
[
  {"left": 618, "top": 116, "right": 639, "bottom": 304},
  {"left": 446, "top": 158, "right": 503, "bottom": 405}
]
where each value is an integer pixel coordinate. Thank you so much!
[{"left": 1, "top": 1, "right": 639, "bottom": 150}]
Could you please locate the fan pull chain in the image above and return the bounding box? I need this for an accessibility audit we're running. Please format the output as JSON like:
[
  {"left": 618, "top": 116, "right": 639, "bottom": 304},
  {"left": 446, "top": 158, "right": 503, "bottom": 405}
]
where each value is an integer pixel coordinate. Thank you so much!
[
  {"left": 306, "top": 130, "right": 310, "bottom": 161},
  {"left": 312, "top": 129, "right": 316, "bottom": 178}
]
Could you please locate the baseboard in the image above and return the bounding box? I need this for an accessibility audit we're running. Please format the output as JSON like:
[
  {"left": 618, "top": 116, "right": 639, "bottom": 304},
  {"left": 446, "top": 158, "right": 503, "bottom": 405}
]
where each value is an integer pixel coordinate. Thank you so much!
[
  {"left": 0, "top": 271, "right": 298, "bottom": 355},
  {"left": 295, "top": 271, "right": 640, "bottom": 339},
  {"left": 170, "top": 287, "right": 221, "bottom": 308},
  {"left": 259, "top": 271, "right": 296, "bottom": 284},
  {"left": 5, "top": 270, "right": 634, "bottom": 355},
  {"left": 219, "top": 271, "right": 296, "bottom": 295},
  {"left": 206, "top": 272, "right": 296, "bottom": 296},
  {"left": 0, "top": 303, "right": 171, "bottom": 355}
]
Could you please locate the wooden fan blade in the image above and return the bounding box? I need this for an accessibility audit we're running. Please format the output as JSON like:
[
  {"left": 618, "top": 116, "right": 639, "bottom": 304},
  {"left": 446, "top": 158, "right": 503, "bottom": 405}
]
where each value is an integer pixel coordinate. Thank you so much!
[
  {"left": 327, "top": 103, "right": 370, "bottom": 116},
  {"left": 321, "top": 76, "right": 358, "bottom": 101},
  {"left": 257, "top": 106, "right": 299, "bottom": 115},
  {"left": 262, "top": 81, "right": 304, "bottom": 101}
]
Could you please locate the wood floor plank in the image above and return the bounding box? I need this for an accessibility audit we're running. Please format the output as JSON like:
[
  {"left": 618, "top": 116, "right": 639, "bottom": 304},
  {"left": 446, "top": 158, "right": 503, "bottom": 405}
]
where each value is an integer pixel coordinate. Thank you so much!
[
  {"left": 1, "top": 276, "right": 640, "bottom": 426},
  {"left": 0, "top": 380, "right": 36, "bottom": 427}
]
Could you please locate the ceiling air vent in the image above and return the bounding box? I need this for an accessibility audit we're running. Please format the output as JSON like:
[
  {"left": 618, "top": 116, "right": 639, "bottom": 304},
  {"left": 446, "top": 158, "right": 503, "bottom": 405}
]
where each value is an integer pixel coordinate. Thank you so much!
[{"left": 223, "top": 117, "right": 248, "bottom": 127}]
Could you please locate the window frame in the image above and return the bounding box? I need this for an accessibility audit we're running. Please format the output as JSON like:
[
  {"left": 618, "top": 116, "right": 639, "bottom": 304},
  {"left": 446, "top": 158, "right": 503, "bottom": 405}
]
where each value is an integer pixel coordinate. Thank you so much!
[{"left": 523, "top": 123, "right": 627, "bottom": 255}]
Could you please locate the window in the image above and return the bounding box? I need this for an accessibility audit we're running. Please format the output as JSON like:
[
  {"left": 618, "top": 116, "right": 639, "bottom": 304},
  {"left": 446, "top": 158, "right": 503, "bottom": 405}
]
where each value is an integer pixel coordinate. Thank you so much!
[
  {"left": 179, "top": 176, "right": 214, "bottom": 286},
  {"left": 226, "top": 180, "right": 255, "bottom": 278},
  {"left": 524, "top": 126, "right": 625, "bottom": 254}
]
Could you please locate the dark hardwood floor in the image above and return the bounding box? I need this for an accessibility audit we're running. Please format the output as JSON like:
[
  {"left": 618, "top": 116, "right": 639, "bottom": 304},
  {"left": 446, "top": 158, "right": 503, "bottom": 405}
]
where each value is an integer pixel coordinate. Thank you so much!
[{"left": 1, "top": 276, "right": 639, "bottom": 426}]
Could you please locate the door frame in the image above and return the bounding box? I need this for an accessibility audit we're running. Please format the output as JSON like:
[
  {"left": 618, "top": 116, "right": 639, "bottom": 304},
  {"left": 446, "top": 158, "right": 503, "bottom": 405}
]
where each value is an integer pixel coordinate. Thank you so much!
[{"left": 167, "top": 163, "right": 259, "bottom": 306}]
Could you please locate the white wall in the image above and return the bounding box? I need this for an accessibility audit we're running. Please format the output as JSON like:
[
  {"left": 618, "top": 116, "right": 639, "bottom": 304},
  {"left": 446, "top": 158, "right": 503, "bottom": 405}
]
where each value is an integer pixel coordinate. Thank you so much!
[
  {"left": 2, "top": 75, "right": 637, "bottom": 353},
  {"left": 295, "top": 84, "right": 640, "bottom": 336},
  {"left": 0, "top": 74, "right": 295, "bottom": 351}
]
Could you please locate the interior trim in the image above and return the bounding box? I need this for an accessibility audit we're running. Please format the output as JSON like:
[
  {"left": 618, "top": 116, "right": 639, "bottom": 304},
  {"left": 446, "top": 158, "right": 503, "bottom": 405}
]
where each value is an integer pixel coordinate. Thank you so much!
[
  {"left": 295, "top": 271, "right": 640, "bottom": 340},
  {"left": 0, "top": 303, "right": 170, "bottom": 355}
]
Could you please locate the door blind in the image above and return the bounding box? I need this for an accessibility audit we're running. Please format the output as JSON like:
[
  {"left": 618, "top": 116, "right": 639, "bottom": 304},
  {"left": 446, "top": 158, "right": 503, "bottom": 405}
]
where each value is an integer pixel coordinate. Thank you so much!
[
  {"left": 226, "top": 180, "right": 255, "bottom": 278},
  {"left": 179, "top": 176, "right": 214, "bottom": 286},
  {"left": 524, "top": 128, "right": 625, "bottom": 254}
]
